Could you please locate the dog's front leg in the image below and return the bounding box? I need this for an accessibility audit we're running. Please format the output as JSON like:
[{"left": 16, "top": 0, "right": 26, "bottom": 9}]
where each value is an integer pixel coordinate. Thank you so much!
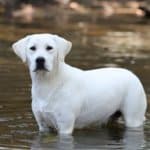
[
  {"left": 56, "top": 112, "right": 75, "bottom": 135},
  {"left": 32, "top": 102, "right": 49, "bottom": 132},
  {"left": 33, "top": 111, "right": 50, "bottom": 132}
]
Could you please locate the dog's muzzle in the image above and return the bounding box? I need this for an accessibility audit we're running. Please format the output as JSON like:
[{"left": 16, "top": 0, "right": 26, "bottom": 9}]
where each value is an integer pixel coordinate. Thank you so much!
[{"left": 34, "top": 57, "right": 48, "bottom": 72}]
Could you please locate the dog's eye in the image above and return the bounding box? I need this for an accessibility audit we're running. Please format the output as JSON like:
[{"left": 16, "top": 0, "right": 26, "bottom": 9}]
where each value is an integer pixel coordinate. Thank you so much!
[
  {"left": 30, "top": 46, "right": 36, "bottom": 51},
  {"left": 46, "top": 46, "right": 53, "bottom": 51}
]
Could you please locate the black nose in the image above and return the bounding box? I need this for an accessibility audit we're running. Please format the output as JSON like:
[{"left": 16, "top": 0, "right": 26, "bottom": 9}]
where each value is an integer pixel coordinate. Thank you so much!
[
  {"left": 36, "top": 57, "right": 45, "bottom": 65},
  {"left": 36, "top": 57, "right": 45, "bottom": 70}
]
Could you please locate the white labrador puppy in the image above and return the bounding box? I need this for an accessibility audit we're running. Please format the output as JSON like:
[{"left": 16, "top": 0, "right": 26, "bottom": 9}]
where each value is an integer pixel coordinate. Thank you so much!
[{"left": 12, "top": 33, "right": 147, "bottom": 135}]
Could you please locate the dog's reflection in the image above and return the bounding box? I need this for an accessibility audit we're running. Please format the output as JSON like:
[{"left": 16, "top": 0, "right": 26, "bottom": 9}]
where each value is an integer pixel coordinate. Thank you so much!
[
  {"left": 31, "top": 127, "right": 145, "bottom": 150},
  {"left": 31, "top": 133, "right": 74, "bottom": 150},
  {"left": 123, "top": 128, "right": 145, "bottom": 150}
]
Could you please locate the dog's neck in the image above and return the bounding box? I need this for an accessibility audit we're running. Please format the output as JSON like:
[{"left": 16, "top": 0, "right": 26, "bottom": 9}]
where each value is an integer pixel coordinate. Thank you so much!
[{"left": 30, "top": 62, "right": 70, "bottom": 100}]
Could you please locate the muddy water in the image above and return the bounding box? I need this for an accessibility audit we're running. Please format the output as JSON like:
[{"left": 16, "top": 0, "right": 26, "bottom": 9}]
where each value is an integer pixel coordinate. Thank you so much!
[{"left": 0, "top": 13, "right": 150, "bottom": 149}]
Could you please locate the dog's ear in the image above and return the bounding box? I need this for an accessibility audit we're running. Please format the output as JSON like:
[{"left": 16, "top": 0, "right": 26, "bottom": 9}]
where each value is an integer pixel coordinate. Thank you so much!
[
  {"left": 12, "top": 36, "right": 29, "bottom": 63},
  {"left": 54, "top": 35, "right": 72, "bottom": 62}
]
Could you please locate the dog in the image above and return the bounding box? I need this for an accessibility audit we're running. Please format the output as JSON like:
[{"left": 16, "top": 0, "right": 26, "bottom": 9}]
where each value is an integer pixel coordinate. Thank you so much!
[{"left": 12, "top": 33, "right": 147, "bottom": 135}]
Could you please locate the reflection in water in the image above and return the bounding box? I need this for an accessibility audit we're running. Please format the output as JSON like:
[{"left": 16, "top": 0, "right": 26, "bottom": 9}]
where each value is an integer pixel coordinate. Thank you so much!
[
  {"left": 31, "top": 134, "right": 74, "bottom": 150},
  {"left": 123, "top": 128, "right": 145, "bottom": 150},
  {"left": 57, "top": 136, "right": 74, "bottom": 150},
  {"left": 31, "top": 128, "right": 145, "bottom": 149}
]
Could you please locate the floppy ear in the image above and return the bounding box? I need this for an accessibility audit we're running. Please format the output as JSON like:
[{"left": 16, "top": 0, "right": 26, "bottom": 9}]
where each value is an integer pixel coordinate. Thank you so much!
[
  {"left": 54, "top": 35, "right": 72, "bottom": 62},
  {"left": 12, "top": 36, "right": 29, "bottom": 63}
]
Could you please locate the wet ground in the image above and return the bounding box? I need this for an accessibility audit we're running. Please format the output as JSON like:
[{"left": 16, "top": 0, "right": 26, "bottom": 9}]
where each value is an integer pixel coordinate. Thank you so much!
[{"left": 0, "top": 11, "right": 150, "bottom": 149}]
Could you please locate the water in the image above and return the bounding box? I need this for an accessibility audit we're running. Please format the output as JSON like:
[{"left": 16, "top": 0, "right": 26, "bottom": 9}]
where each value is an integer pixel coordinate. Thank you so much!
[{"left": 0, "top": 11, "right": 150, "bottom": 149}]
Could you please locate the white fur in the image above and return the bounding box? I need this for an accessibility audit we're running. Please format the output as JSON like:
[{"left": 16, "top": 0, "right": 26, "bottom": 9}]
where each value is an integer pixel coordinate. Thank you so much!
[{"left": 12, "top": 33, "right": 147, "bottom": 135}]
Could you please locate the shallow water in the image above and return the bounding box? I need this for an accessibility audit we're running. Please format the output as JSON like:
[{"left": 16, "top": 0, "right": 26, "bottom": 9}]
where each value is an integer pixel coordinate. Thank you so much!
[{"left": 0, "top": 12, "right": 150, "bottom": 149}]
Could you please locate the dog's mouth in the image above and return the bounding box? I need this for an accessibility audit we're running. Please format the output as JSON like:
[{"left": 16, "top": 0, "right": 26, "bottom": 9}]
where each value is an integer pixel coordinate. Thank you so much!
[
  {"left": 33, "top": 65, "right": 49, "bottom": 72},
  {"left": 33, "top": 68, "right": 49, "bottom": 72}
]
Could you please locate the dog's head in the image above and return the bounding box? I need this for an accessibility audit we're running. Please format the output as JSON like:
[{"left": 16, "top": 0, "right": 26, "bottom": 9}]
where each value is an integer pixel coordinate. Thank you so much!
[{"left": 12, "top": 33, "right": 72, "bottom": 72}]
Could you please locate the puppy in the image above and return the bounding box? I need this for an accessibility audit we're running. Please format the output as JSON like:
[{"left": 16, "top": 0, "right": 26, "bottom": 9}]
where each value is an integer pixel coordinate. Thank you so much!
[{"left": 12, "top": 33, "right": 147, "bottom": 135}]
